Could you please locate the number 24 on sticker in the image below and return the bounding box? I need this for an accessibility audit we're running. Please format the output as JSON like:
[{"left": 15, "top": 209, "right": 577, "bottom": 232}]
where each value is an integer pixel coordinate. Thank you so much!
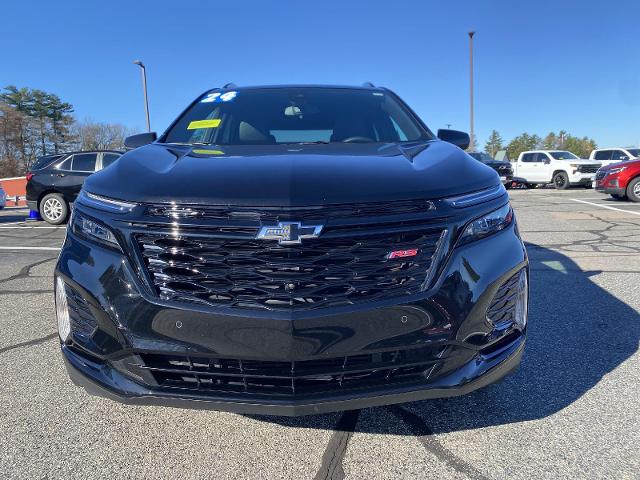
[{"left": 201, "top": 91, "right": 238, "bottom": 103}]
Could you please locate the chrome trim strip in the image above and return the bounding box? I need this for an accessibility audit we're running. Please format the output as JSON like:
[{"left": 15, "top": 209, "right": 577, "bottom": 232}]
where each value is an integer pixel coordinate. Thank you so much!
[
  {"left": 446, "top": 184, "right": 506, "bottom": 208},
  {"left": 79, "top": 191, "right": 137, "bottom": 213}
]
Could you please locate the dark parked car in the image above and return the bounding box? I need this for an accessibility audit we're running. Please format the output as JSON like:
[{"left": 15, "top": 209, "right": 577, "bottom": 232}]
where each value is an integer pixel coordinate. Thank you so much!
[
  {"left": 56, "top": 85, "right": 528, "bottom": 416},
  {"left": 468, "top": 152, "right": 514, "bottom": 189},
  {"left": 26, "top": 151, "right": 122, "bottom": 224}
]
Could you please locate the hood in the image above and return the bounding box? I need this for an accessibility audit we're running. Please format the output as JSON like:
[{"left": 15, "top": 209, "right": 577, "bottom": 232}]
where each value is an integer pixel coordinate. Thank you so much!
[
  {"left": 600, "top": 158, "right": 640, "bottom": 170},
  {"left": 483, "top": 160, "right": 512, "bottom": 168},
  {"left": 84, "top": 140, "right": 499, "bottom": 206}
]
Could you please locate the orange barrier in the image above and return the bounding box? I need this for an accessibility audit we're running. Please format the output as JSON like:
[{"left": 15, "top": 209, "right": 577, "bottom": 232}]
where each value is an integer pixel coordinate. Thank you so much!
[{"left": 0, "top": 177, "right": 27, "bottom": 207}]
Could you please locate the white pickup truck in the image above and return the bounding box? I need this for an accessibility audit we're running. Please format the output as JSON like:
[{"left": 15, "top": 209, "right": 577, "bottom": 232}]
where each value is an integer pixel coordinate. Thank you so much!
[
  {"left": 512, "top": 150, "right": 602, "bottom": 189},
  {"left": 589, "top": 147, "right": 640, "bottom": 166}
]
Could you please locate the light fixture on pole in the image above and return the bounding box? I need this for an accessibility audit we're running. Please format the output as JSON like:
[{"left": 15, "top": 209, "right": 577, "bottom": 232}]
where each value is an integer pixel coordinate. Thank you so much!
[
  {"left": 133, "top": 60, "right": 151, "bottom": 132},
  {"left": 468, "top": 32, "right": 475, "bottom": 151}
]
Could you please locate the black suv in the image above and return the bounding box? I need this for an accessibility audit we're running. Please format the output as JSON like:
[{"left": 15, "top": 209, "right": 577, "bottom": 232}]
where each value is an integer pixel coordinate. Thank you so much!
[
  {"left": 26, "top": 151, "right": 122, "bottom": 224},
  {"left": 55, "top": 85, "right": 528, "bottom": 416},
  {"left": 468, "top": 152, "right": 514, "bottom": 189}
]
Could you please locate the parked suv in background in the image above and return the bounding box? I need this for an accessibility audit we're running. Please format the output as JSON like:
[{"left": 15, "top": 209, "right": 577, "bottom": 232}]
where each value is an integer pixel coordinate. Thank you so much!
[
  {"left": 56, "top": 84, "right": 529, "bottom": 416},
  {"left": 26, "top": 150, "right": 122, "bottom": 224},
  {"left": 0, "top": 184, "right": 6, "bottom": 209},
  {"left": 594, "top": 158, "right": 640, "bottom": 201},
  {"left": 589, "top": 148, "right": 639, "bottom": 166},
  {"left": 467, "top": 152, "right": 514, "bottom": 189},
  {"left": 512, "top": 150, "right": 601, "bottom": 189}
]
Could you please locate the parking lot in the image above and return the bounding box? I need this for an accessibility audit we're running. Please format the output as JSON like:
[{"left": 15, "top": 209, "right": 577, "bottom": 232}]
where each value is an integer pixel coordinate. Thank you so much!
[{"left": 0, "top": 188, "right": 638, "bottom": 479}]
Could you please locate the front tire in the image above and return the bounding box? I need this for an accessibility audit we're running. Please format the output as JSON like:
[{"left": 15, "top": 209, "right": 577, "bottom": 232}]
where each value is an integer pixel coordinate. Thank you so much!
[
  {"left": 553, "top": 172, "right": 570, "bottom": 190},
  {"left": 40, "top": 193, "right": 69, "bottom": 225},
  {"left": 626, "top": 178, "right": 640, "bottom": 202}
]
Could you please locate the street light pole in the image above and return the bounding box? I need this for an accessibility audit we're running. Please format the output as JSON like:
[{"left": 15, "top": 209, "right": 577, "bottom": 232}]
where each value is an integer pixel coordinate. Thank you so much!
[
  {"left": 468, "top": 32, "right": 475, "bottom": 151},
  {"left": 133, "top": 60, "right": 151, "bottom": 132}
]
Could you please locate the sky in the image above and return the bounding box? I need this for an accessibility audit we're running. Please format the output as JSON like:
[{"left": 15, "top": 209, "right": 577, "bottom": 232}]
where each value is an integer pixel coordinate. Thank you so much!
[{"left": 2, "top": 0, "right": 639, "bottom": 148}]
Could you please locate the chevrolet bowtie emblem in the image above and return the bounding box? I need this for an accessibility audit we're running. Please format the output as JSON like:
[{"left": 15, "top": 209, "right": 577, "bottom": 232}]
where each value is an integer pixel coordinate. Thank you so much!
[{"left": 257, "top": 222, "right": 323, "bottom": 244}]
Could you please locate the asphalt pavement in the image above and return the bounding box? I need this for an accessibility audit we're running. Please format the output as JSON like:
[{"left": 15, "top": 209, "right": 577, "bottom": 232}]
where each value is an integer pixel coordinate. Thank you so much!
[{"left": 0, "top": 188, "right": 638, "bottom": 479}]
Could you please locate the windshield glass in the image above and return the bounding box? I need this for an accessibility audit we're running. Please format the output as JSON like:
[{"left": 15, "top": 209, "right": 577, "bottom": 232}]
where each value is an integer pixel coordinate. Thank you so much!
[
  {"left": 468, "top": 152, "right": 495, "bottom": 163},
  {"left": 549, "top": 151, "right": 579, "bottom": 160},
  {"left": 163, "top": 87, "right": 431, "bottom": 146},
  {"left": 626, "top": 148, "right": 640, "bottom": 158}
]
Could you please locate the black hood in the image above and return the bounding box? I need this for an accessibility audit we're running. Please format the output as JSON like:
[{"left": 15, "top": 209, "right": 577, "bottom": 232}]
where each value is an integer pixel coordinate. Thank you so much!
[{"left": 85, "top": 140, "right": 499, "bottom": 206}]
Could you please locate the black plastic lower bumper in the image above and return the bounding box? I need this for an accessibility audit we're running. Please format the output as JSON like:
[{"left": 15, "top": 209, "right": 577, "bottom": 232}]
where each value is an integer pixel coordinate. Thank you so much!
[{"left": 62, "top": 336, "right": 524, "bottom": 416}]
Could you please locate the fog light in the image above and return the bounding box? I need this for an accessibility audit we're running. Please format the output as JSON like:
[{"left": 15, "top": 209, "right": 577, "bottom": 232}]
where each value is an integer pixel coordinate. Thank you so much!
[
  {"left": 55, "top": 276, "right": 71, "bottom": 342},
  {"left": 514, "top": 269, "right": 528, "bottom": 328}
]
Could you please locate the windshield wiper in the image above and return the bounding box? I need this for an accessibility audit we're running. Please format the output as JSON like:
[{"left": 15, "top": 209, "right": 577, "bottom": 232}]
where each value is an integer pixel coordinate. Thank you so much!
[{"left": 280, "top": 141, "right": 330, "bottom": 145}]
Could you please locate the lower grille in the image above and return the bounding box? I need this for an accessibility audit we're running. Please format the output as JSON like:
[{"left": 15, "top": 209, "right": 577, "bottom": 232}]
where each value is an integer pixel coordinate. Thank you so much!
[
  {"left": 137, "top": 227, "right": 446, "bottom": 311},
  {"left": 132, "top": 346, "right": 448, "bottom": 397},
  {"left": 66, "top": 285, "right": 97, "bottom": 339},
  {"left": 486, "top": 270, "right": 524, "bottom": 328}
]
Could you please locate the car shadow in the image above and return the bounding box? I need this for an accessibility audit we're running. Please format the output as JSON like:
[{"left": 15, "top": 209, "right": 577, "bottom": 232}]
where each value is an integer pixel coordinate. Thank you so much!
[{"left": 250, "top": 242, "right": 639, "bottom": 434}]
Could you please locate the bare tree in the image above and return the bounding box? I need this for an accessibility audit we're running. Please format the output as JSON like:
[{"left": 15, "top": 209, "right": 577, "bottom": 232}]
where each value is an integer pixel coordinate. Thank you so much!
[{"left": 72, "top": 119, "right": 134, "bottom": 151}]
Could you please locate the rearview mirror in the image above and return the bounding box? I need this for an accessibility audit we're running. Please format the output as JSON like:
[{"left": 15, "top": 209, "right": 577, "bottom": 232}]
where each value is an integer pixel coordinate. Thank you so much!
[
  {"left": 437, "top": 129, "right": 470, "bottom": 150},
  {"left": 124, "top": 132, "right": 157, "bottom": 150}
]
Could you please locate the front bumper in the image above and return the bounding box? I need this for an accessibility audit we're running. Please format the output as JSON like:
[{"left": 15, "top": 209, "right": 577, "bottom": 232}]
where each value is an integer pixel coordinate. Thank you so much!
[
  {"left": 62, "top": 337, "right": 524, "bottom": 416},
  {"left": 569, "top": 172, "right": 596, "bottom": 185},
  {"left": 55, "top": 203, "right": 528, "bottom": 415}
]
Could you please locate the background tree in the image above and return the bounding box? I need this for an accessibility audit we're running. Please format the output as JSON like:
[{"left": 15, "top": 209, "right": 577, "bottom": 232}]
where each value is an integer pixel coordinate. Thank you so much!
[
  {"left": 484, "top": 130, "right": 504, "bottom": 158},
  {"left": 72, "top": 119, "right": 133, "bottom": 151},
  {"left": 506, "top": 133, "right": 542, "bottom": 161}
]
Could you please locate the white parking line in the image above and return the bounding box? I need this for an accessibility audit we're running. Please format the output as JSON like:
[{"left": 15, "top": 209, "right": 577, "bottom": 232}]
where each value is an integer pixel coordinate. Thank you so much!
[
  {"left": 571, "top": 198, "right": 640, "bottom": 216},
  {"left": 0, "top": 221, "right": 30, "bottom": 226},
  {"left": 0, "top": 226, "right": 66, "bottom": 229},
  {"left": 0, "top": 246, "right": 60, "bottom": 251}
]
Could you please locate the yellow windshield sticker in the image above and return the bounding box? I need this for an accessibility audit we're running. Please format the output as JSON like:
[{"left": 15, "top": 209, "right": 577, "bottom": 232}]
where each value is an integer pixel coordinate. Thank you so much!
[
  {"left": 192, "top": 149, "right": 224, "bottom": 155},
  {"left": 187, "top": 119, "right": 221, "bottom": 130}
]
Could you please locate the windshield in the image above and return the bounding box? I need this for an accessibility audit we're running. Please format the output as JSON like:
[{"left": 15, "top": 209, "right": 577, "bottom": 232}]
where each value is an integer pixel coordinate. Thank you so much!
[
  {"left": 549, "top": 151, "right": 579, "bottom": 160},
  {"left": 163, "top": 87, "right": 431, "bottom": 146},
  {"left": 626, "top": 148, "right": 640, "bottom": 158},
  {"left": 468, "top": 152, "right": 495, "bottom": 163}
]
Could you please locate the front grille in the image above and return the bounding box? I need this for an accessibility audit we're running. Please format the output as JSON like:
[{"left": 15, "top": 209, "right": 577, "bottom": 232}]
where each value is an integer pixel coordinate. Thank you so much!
[
  {"left": 133, "top": 345, "right": 447, "bottom": 397},
  {"left": 578, "top": 164, "right": 600, "bottom": 174},
  {"left": 65, "top": 285, "right": 97, "bottom": 338},
  {"left": 494, "top": 165, "right": 513, "bottom": 175},
  {"left": 595, "top": 170, "right": 607, "bottom": 180},
  {"left": 146, "top": 199, "right": 435, "bottom": 222},
  {"left": 137, "top": 227, "right": 446, "bottom": 311}
]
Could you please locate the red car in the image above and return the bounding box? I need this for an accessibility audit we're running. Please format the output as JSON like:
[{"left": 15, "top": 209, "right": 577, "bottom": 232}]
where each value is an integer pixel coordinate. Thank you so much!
[{"left": 594, "top": 158, "right": 640, "bottom": 202}]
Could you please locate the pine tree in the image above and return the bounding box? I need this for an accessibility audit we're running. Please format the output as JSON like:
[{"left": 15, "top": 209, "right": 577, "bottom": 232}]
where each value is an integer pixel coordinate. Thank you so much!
[{"left": 484, "top": 130, "right": 503, "bottom": 158}]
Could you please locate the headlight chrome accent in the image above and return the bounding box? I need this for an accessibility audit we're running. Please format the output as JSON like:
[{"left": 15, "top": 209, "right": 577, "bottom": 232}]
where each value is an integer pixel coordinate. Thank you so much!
[
  {"left": 77, "top": 190, "right": 137, "bottom": 213},
  {"left": 607, "top": 167, "right": 627, "bottom": 175},
  {"left": 446, "top": 184, "right": 506, "bottom": 208}
]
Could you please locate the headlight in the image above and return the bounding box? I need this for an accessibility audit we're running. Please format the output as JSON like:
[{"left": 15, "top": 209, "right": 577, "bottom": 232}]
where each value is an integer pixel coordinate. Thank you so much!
[
  {"left": 72, "top": 211, "right": 121, "bottom": 250},
  {"left": 77, "top": 190, "right": 137, "bottom": 213},
  {"left": 607, "top": 167, "right": 627, "bottom": 175},
  {"left": 55, "top": 276, "right": 71, "bottom": 342},
  {"left": 458, "top": 203, "right": 513, "bottom": 245}
]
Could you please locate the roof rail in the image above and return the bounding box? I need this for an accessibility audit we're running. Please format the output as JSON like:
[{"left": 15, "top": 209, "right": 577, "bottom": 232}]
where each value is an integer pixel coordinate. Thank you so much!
[
  {"left": 222, "top": 82, "right": 237, "bottom": 89},
  {"left": 362, "top": 82, "right": 375, "bottom": 87}
]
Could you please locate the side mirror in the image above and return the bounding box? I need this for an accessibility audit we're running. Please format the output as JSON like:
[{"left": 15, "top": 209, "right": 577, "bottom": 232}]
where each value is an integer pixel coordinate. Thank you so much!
[
  {"left": 437, "top": 129, "right": 470, "bottom": 150},
  {"left": 544, "top": 158, "right": 551, "bottom": 164},
  {"left": 621, "top": 156, "right": 629, "bottom": 161},
  {"left": 124, "top": 132, "right": 157, "bottom": 150}
]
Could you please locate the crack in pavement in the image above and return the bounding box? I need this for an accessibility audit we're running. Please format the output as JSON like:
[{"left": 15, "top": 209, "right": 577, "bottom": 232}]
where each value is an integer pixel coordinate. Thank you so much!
[
  {"left": 313, "top": 410, "right": 361, "bottom": 480},
  {"left": 0, "top": 333, "right": 57, "bottom": 355},
  {"left": 388, "top": 406, "right": 491, "bottom": 480},
  {"left": 0, "top": 257, "right": 56, "bottom": 285}
]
